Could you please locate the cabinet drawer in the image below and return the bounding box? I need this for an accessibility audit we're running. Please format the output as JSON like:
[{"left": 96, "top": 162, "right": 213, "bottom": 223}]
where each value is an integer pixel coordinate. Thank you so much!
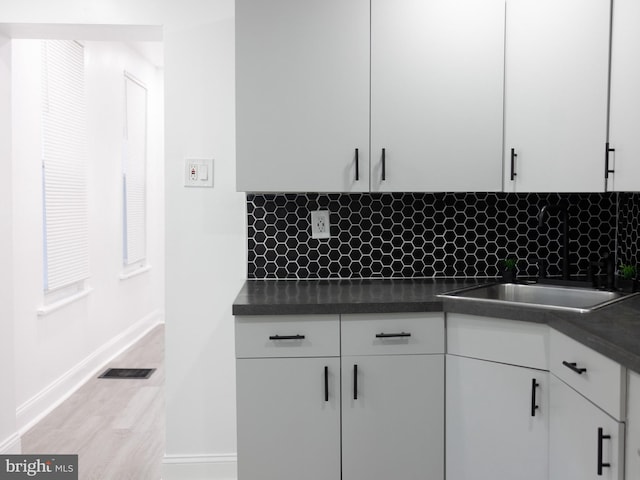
[
  {"left": 447, "top": 314, "right": 549, "bottom": 370},
  {"left": 341, "top": 313, "right": 444, "bottom": 356},
  {"left": 550, "top": 328, "right": 626, "bottom": 420},
  {"left": 235, "top": 315, "right": 340, "bottom": 359}
]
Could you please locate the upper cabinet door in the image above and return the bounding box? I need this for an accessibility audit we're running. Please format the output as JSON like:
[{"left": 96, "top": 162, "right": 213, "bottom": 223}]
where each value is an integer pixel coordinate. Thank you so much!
[
  {"left": 370, "top": 0, "right": 505, "bottom": 192},
  {"left": 504, "top": 0, "right": 611, "bottom": 192},
  {"left": 236, "top": 0, "right": 370, "bottom": 192},
  {"left": 609, "top": 0, "right": 640, "bottom": 192}
]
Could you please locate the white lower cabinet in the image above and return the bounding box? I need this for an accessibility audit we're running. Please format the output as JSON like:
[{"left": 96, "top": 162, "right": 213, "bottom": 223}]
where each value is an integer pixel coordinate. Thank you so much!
[
  {"left": 235, "top": 312, "right": 444, "bottom": 480},
  {"left": 446, "top": 355, "right": 549, "bottom": 480},
  {"left": 445, "top": 314, "right": 550, "bottom": 480},
  {"left": 549, "top": 329, "right": 625, "bottom": 480},
  {"left": 342, "top": 354, "right": 444, "bottom": 480},
  {"left": 236, "top": 312, "right": 634, "bottom": 480},
  {"left": 627, "top": 371, "right": 640, "bottom": 479},
  {"left": 236, "top": 357, "right": 341, "bottom": 480},
  {"left": 549, "top": 375, "right": 624, "bottom": 480}
]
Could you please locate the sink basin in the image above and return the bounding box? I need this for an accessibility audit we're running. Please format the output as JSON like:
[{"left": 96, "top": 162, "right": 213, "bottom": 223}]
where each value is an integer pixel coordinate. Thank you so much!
[{"left": 439, "top": 283, "right": 638, "bottom": 313}]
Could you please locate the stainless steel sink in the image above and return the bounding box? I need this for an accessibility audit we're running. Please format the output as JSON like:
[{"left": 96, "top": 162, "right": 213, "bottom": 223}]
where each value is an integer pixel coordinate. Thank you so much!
[{"left": 439, "top": 283, "right": 639, "bottom": 313}]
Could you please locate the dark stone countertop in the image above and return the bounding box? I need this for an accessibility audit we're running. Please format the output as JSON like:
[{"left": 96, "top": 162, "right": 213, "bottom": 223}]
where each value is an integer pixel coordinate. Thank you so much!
[
  {"left": 232, "top": 278, "right": 482, "bottom": 315},
  {"left": 232, "top": 279, "right": 640, "bottom": 374}
]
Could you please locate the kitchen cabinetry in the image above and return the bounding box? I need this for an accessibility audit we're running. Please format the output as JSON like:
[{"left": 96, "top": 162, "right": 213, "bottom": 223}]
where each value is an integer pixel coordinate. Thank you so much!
[
  {"left": 370, "top": 0, "right": 504, "bottom": 192},
  {"left": 235, "top": 315, "right": 341, "bottom": 480},
  {"left": 608, "top": 0, "right": 640, "bottom": 191},
  {"left": 548, "top": 329, "right": 625, "bottom": 480},
  {"left": 236, "top": 0, "right": 505, "bottom": 193},
  {"left": 627, "top": 371, "right": 640, "bottom": 479},
  {"left": 235, "top": 312, "right": 444, "bottom": 480},
  {"left": 341, "top": 313, "right": 444, "bottom": 480},
  {"left": 236, "top": 0, "right": 370, "bottom": 192},
  {"left": 446, "top": 314, "right": 549, "bottom": 480},
  {"left": 503, "top": 0, "right": 611, "bottom": 192}
]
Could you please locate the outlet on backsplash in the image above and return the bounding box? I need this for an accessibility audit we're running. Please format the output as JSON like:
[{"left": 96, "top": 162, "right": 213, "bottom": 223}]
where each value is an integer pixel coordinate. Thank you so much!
[{"left": 310, "top": 210, "right": 331, "bottom": 239}]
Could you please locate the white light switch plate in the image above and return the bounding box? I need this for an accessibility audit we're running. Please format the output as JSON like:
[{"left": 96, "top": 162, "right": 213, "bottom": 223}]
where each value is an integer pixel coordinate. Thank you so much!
[
  {"left": 184, "top": 158, "right": 214, "bottom": 187},
  {"left": 311, "top": 210, "right": 331, "bottom": 239}
]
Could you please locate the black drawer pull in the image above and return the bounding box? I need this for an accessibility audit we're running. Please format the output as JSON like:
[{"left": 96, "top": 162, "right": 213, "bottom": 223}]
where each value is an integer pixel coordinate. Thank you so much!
[
  {"left": 353, "top": 364, "right": 358, "bottom": 400},
  {"left": 269, "top": 334, "right": 305, "bottom": 341},
  {"left": 375, "top": 332, "right": 411, "bottom": 338},
  {"left": 324, "top": 366, "right": 329, "bottom": 402},
  {"left": 597, "top": 427, "right": 611, "bottom": 475},
  {"left": 381, "top": 148, "right": 386, "bottom": 181},
  {"left": 605, "top": 142, "right": 615, "bottom": 179},
  {"left": 562, "top": 361, "right": 587, "bottom": 375},
  {"left": 531, "top": 378, "right": 540, "bottom": 417}
]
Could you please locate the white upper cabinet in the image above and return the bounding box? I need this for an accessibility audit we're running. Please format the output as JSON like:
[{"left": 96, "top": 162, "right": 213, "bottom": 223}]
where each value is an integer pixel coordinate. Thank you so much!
[
  {"left": 370, "top": 0, "right": 505, "bottom": 192},
  {"left": 236, "top": 0, "right": 370, "bottom": 192},
  {"left": 608, "top": 0, "right": 640, "bottom": 191},
  {"left": 503, "top": 0, "right": 611, "bottom": 192}
]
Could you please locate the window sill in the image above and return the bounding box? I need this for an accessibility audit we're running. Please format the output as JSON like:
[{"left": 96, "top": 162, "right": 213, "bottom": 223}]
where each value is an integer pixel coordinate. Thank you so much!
[
  {"left": 37, "top": 286, "right": 94, "bottom": 317},
  {"left": 119, "top": 265, "right": 152, "bottom": 281}
]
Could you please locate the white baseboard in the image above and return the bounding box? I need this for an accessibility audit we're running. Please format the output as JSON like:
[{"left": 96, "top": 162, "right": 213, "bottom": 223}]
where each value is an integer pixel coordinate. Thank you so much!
[
  {"left": 162, "top": 454, "right": 237, "bottom": 480},
  {"left": 0, "top": 432, "right": 21, "bottom": 454},
  {"left": 16, "top": 309, "right": 164, "bottom": 434}
]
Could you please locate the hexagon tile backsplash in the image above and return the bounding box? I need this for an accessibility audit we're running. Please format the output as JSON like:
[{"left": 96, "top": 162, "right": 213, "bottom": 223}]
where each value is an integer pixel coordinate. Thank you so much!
[{"left": 246, "top": 192, "right": 629, "bottom": 280}]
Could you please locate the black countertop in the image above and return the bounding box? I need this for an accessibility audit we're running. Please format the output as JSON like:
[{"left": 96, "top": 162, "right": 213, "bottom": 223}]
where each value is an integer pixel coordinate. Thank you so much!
[{"left": 232, "top": 279, "right": 640, "bottom": 374}]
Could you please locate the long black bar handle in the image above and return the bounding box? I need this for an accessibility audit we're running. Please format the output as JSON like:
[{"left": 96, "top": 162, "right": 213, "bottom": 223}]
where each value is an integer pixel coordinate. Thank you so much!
[
  {"left": 353, "top": 364, "right": 358, "bottom": 400},
  {"left": 324, "top": 366, "right": 329, "bottom": 402},
  {"left": 269, "top": 334, "right": 305, "bottom": 340},
  {"left": 381, "top": 148, "right": 386, "bottom": 181},
  {"left": 531, "top": 378, "right": 540, "bottom": 417},
  {"left": 376, "top": 332, "right": 411, "bottom": 338},
  {"left": 597, "top": 427, "right": 611, "bottom": 475},
  {"left": 605, "top": 142, "right": 616, "bottom": 179},
  {"left": 563, "top": 360, "right": 587, "bottom": 375},
  {"left": 355, "top": 148, "right": 359, "bottom": 181},
  {"left": 510, "top": 148, "right": 517, "bottom": 181}
]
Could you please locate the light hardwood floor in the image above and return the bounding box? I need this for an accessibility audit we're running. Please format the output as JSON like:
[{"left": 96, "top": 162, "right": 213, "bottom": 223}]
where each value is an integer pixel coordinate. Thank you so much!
[{"left": 22, "top": 325, "right": 165, "bottom": 480}]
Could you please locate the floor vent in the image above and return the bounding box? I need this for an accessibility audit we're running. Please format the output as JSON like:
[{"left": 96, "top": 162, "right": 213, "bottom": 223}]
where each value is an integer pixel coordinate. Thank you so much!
[{"left": 98, "top": 368, "right": 155, "bottom": 379}]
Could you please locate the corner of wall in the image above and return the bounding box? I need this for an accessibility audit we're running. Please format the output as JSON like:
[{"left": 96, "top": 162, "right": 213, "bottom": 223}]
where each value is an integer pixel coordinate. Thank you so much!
[{"left": 0, "top": 31, "right": 19, "bottom": 457}]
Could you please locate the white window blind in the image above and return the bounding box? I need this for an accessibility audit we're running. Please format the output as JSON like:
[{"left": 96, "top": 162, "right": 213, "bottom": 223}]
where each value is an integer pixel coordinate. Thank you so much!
[
  {"left": 122, "top": 74, "right": 147, "bottom": 266},
  {"left": 42, "top": 40, "right": 89, "bottom": 292}
]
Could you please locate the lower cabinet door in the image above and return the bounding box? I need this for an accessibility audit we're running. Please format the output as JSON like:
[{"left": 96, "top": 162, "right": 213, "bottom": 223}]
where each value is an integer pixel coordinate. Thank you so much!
[
  {"left": 446, "top": 355, "right": 549, "bottom": 480},
  {"left": 341, "top": 354, "right": 444, "bottom": 480},
  {"left": 549, "top": 375, "right": 624, "bottom": 480},
  {"left": 236, "top": 357, "right": 341, "bottom": 480}
]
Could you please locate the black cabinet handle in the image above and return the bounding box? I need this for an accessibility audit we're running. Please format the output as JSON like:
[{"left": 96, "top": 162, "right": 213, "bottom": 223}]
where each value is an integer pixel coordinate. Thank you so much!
[
  {"left": 355, "top": 148, "right": 359, "bottom": 181},
  {"left": 605, "top": 142, "right": 615, "bottom": 180},
  {"left": 269, "top": 334, "right": 305, "bottom": 341},
  {"left": 375, "top": 332, "right": 411, "bottom": 338},
  {"left": 562, "top": 361, "right": 587, "bottom": 375},
  {"left": 597, "top": 427, "right": 611, "bottom": 475},
  {"left": 353, "top": 364, "right": 358, "bottom": 400},
  {"left": 531, "top": 378, "right": 540, "bottom": 417},
  {"left": 324, "top": 366, "right": 329, "bottom": 402},
  {"left": 510, "top": 148, "right": 517, "bottom": 181},
  {"left": 381, "top": 148, "right": 386, "bottom": 181}
]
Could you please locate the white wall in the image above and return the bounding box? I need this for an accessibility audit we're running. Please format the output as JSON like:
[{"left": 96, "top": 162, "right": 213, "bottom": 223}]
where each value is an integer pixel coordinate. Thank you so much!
[
  {"left": 163, "top": 17, "right": 244, "bottom": 479},
  {"left": 0, "top": 32, "right": 20, "bottom": 455},
  {"left": 0, "top": 2, "right": 245, "bottom": 478},
  {"left": 11, "top": 39, "right": 165, "bottom": 432}
]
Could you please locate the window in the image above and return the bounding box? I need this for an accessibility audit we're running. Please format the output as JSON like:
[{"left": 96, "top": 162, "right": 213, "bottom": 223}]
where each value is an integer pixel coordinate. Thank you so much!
[
  {"left": 41, "top": 40, "right": 89, "bottom": 295},
  {"left": 122, "top": 73, "right": 148, "bottom": 270}
]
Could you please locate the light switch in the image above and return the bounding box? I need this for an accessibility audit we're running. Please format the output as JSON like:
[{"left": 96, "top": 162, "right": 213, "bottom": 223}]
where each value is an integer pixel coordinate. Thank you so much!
[{"left": 184, "top": 158, "right": 214, "bottom": 187}]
